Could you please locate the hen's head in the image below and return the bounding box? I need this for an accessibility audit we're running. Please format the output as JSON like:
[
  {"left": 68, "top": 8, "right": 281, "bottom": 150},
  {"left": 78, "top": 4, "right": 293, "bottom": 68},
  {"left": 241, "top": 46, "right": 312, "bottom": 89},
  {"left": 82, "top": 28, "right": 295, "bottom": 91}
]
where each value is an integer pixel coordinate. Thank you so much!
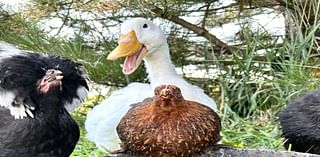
[
  {"left": 29, "top": 54, "right": 89, "bottom": 110},
  {"left": 38, "top": 69, "right": 64, "bottom": 94},
  {"left": 0, "top": 43, "right": 89, "bottom": 119},
  {"left": 154, "top": 85, "right": 184, "bottom": 107}
]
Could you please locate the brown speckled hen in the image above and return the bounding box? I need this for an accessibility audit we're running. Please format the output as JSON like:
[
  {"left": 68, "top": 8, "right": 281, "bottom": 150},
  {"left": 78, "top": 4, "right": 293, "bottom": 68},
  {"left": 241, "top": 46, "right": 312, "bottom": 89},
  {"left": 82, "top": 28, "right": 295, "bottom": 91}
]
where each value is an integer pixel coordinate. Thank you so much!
[{"left": 117, "top": 85, "right": 221, "bottom": 157}]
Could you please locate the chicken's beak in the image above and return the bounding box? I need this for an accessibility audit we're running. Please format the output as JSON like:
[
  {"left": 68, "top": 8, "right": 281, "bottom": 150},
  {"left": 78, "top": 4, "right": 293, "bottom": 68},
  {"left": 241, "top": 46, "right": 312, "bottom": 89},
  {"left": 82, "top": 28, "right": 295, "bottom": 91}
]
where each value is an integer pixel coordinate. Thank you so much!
[
  {"left": 39, "top": 69, "right": 64, "bottom": 93},
  {"left": 160, "top": 88, "right": 173, "bottom": 100},
  {"left": 44, "top": 69, "right": 64, "bottom": 82},
  {"left": 54, "top": 70, "right": 64, "bottom": 80},
  {"left": 107, "top": 31, "right": 143, "bottom": 60}
]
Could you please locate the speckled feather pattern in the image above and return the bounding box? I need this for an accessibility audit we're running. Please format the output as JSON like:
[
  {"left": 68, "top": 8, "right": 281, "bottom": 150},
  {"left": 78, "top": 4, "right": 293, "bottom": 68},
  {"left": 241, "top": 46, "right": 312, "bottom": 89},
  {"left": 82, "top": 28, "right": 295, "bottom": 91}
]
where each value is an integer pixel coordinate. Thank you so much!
[
  {"left": 117, "top": 86, "right": 221, "bottom": 157},
  {"left": 85, "top": 18, "right": 217, "bottom": 150}
]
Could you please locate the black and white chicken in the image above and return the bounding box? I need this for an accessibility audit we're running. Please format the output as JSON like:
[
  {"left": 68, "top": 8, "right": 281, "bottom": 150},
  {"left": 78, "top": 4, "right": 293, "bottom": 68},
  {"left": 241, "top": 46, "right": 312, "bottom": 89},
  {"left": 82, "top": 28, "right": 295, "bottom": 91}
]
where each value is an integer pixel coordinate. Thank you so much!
[{"left": 0, "top": 42, "right": 89, "bottom": 157}]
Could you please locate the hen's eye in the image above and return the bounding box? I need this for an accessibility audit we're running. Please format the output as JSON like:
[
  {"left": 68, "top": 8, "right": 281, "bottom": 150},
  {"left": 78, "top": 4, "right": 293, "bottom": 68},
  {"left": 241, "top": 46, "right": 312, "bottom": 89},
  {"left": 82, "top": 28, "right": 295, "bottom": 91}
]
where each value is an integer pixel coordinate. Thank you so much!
[{"left": 143, "top": 24, "right": 148, "bottom": 28}]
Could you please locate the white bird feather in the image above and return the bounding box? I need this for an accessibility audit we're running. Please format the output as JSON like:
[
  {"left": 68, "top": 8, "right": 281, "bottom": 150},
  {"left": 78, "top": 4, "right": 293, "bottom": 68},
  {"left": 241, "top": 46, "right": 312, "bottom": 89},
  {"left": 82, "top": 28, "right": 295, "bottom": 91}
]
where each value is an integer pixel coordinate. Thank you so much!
[{"left": 85, "top": 18, "right": 217, "bottom": 150}]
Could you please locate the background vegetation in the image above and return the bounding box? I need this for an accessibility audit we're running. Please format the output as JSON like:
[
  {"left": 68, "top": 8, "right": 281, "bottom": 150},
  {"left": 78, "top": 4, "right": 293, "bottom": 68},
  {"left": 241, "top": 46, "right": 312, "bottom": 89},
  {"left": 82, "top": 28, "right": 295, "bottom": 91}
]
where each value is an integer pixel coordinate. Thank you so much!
[{"left": 1, "top": 0, "right": 320, "bottom": 156}]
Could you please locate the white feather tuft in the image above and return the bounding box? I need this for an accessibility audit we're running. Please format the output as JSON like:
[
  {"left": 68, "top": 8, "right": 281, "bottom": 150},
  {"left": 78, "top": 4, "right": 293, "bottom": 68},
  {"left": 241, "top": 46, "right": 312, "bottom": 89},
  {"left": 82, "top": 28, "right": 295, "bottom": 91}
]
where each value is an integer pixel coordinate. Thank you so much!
[
  {"left": 0, "top": 90, "right": 33, "bottom": 119},
  {"left": 8, "top": 105, "right": 27, "bottom": 119},
  {"left": 0, "top": 90, "right": 16, "bottom": 108},
  {"left": 64, "top": 85, "right": 88, "bottom": 111}
]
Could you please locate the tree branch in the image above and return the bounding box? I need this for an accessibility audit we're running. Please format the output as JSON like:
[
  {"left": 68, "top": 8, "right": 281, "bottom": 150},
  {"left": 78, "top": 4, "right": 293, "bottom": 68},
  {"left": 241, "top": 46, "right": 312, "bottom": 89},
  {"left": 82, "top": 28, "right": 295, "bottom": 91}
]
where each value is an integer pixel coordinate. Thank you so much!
[
  {"left": 201, "top": 1, "right": 211, "bottom": 28},
  {"left": 150, "top": 6, "right": 236, "bottom": 54},
  {"left": 53, "top": 0, "right": 73, "bottom": 37}
]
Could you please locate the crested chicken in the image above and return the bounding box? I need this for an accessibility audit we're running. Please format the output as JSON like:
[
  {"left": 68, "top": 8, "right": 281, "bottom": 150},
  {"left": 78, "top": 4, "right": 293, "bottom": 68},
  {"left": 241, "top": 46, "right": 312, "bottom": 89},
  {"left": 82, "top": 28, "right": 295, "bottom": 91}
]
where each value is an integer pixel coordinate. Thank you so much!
[
  {"left": 0, "top": 42, "right": 89, "bottom": 157},
  {"left": 278, "top": 89, "right": 320, "bottom": 154},
  {"left": 117, "top": 85, "right": 221, "bottom": 157}
]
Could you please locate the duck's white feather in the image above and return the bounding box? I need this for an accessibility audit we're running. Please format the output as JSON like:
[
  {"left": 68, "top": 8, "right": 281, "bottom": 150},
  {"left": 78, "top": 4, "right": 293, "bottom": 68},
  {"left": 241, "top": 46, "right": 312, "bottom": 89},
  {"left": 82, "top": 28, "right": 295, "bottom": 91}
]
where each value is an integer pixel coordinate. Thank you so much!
[
  {"left": 143, "top": 44, "right": 217, "bottom": 110},
  {"left": 85, "top": 83, "right": 153, "bottom": 150},
  {"left": 85, "top": 18, "right": 217, "bottom": 150}
]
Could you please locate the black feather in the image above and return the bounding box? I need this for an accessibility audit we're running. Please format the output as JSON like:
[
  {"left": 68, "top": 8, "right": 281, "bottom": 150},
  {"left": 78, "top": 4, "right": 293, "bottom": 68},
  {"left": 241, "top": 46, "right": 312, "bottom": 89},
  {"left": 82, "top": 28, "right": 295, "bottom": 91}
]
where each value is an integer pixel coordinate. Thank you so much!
[
  {"left": 278, "top": 89, "right": 320, "bottom": 154},
  {"left": 0, "top": 44, "right": 88, "bottom": 156},
  {"left": 0, "top": 52, "right": 89, "bottom": 109},
  {"left": 0, "top": 102, "right": 80, "bottom": 157}
]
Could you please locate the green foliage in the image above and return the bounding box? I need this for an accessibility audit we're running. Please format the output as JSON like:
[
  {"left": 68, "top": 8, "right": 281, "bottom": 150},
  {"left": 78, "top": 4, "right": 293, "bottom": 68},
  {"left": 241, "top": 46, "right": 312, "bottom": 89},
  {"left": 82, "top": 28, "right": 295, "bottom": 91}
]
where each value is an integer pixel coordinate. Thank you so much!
[
  {"left": 214, "top": 20, "right": 320, "bottom": 117},
  {"left": 217, "top": 28, "right": 275, "bottom": 116},
  {"left": 2, "top": 0, "right": 320, "bottom": 155},
  {"left": 221, "top": 110, "right": 283, "bottom": 149},
  {"left": 71, "top": 96, "right": 107, "bottom": 157},
  {"left": 0, "top": 18, "right": 147, "bottom": 86}
]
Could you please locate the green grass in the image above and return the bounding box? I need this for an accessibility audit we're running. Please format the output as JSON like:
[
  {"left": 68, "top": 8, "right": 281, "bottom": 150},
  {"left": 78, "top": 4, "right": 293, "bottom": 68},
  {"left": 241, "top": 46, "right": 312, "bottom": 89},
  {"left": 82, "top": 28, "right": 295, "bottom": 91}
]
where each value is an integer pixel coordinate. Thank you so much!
[
  {"left": 2, "top": 4, "right": 320, "bottom": 156},
  {"left": 70, "top": 96, "right": 108, "bottom": 157},
  {"left": 71, "top": 125, "right": 106, "bottom": 157},
  {"left": 69, "top": 94, "right": 285, "bottom": 157},
  {"left": 220, "top": 110, "right": 283, "bottom": 150},
  {"left": 69, "top": 105, "right": 285, "bottom": 157},
  {"left": 9, "top": 24, "right": 313, "bottom": 156}
]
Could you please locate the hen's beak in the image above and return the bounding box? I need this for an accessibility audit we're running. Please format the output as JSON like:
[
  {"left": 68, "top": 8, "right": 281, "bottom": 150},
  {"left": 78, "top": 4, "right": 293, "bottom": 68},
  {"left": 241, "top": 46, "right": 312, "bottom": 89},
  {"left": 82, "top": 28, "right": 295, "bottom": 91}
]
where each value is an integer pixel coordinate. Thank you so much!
[
  {"left": 160, "top": 88, "right": 173, "bottom": 100},
  {"left": 107, "top": 31, "right": 143, "bottom": 60},
  {"left": 54, "top": 70, "right": 64, "bottom": 81},
  {"left": 46, "top": 70, "right": 64, "bottom": 82},
  {"left": 39, "top": 69, "right": 64, "bottom": 93}
]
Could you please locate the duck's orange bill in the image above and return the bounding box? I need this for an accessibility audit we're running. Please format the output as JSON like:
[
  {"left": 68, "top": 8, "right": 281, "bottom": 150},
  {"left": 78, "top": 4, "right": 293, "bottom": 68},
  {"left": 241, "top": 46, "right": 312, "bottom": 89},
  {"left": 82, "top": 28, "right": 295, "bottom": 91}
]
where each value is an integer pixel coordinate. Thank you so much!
[{"left": 107, "top": 31, "right": 143, "bottom": 60}]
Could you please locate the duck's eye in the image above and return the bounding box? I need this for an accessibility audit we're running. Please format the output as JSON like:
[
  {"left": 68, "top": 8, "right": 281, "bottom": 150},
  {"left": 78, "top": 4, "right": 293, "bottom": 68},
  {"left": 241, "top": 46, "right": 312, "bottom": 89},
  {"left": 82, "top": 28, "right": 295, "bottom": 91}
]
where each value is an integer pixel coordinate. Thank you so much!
[{"left": 143, "top": 24, "right": 148, "bottom": 28}]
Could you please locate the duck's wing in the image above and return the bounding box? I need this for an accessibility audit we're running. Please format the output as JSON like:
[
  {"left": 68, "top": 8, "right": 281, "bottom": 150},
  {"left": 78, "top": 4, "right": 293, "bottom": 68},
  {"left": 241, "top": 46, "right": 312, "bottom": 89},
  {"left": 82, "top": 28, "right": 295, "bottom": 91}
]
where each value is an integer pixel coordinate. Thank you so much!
[
  {"left": 85, "top": 82, "right": 153, "bottom": 151},
  {"left": 187, "top": 84, "right": 217, "bottom": 111}
]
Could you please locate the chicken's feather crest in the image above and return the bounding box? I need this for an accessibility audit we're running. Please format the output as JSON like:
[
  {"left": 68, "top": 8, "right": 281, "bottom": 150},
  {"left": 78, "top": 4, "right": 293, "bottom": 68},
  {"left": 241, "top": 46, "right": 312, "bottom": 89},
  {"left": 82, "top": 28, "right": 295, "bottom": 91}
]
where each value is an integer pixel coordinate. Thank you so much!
[{"left": 0, "top": 42, "right": 89, "bottom": 119}]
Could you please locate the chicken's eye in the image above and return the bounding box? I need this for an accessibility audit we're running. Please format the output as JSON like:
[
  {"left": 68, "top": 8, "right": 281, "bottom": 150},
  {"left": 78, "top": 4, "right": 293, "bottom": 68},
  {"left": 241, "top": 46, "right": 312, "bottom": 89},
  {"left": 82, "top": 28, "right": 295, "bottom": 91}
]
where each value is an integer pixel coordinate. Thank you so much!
[
  {"left": 142, "top": 24, "right": 148, "bottom": 28},
  {"left": 173, "top": 88, "right": 181, "bottom": 95}
]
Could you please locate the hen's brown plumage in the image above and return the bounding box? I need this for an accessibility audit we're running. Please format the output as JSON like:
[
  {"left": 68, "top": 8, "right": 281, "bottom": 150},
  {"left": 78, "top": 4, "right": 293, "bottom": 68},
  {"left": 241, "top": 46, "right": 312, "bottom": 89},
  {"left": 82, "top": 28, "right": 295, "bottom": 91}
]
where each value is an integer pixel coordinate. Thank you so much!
[{"left": 117, "top": 85, "right": 221, "bottom": 157}]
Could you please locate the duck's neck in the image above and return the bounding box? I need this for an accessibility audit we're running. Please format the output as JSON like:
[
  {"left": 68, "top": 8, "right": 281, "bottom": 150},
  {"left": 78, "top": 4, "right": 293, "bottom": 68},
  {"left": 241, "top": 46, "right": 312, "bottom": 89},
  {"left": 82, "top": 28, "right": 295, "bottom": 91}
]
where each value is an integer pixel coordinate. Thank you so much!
[{"left": 143, "top": 43, "right": 181, "bottom": 88}]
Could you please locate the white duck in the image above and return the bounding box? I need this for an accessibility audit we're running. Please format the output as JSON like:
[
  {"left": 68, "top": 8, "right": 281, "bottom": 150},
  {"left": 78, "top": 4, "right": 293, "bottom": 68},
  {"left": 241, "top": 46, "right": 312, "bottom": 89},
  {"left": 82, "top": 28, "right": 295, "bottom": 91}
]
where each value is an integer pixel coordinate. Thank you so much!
[{"left": 85, "top": 18, "right": 217, "bottom": 151}]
